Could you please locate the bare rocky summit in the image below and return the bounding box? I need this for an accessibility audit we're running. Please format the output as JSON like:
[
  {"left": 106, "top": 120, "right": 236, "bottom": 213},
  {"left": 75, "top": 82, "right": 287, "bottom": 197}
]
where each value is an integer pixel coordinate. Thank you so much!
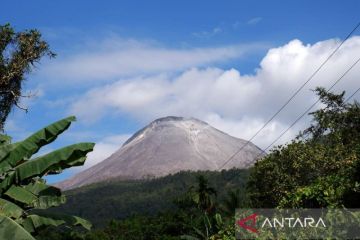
[{"left": 56, "top": 116, "right": 263, "bottom": 190}]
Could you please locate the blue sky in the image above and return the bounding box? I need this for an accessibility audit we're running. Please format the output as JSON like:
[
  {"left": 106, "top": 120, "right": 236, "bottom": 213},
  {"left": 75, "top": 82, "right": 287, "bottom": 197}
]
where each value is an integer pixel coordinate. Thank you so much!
[{"left": 1, "top": 0, "right": 360, "bottom": 183}]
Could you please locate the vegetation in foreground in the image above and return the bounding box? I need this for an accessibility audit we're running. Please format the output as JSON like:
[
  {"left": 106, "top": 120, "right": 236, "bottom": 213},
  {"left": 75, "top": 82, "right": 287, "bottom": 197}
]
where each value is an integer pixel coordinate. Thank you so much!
[
  {"left": 0, "top": 116, "right": 94, "bottom": 239},
  {"left": 0, "top": 25, "right": 95, "bottom": 240},
  {"left": 248, "top": 87, "right": 360, "bottom": 209}
]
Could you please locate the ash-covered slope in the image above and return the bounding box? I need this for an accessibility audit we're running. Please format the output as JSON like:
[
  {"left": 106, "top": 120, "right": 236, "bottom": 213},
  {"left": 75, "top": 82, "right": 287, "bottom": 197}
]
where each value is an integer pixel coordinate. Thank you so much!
[{"left": 56, "top": 116, "right": 263, "bottom": 190}]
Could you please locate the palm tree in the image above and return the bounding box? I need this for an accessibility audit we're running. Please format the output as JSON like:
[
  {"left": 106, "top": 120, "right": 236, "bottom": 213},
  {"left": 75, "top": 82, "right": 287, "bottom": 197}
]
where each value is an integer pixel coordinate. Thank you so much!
[{"left": 187, "top": 175, "right": 217, "bottom": 239}]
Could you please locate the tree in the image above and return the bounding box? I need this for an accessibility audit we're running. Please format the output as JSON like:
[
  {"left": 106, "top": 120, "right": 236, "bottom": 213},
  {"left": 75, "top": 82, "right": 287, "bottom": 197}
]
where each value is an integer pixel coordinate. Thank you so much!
[
  {"left": 0, "top": 116, "right": 94, "bottom": 239},
  {"left": 181, "top": 175, "right": 218, "bottom": 240},
  {"left": 190, "top": 176, "right": 217, "bottom": 213},
  {"left": 247, "top": 87, "right": 360, "bottom": 208},
  {"left": 0, "top": 24, "right": 54, "bottom": 130}
]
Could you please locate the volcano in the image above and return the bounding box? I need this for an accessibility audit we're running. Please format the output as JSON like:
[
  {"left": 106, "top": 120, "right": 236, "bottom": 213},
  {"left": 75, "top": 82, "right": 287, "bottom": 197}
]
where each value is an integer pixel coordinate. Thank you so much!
[{"left": 56, "top": 116, "right": 263, "bottom": 190}]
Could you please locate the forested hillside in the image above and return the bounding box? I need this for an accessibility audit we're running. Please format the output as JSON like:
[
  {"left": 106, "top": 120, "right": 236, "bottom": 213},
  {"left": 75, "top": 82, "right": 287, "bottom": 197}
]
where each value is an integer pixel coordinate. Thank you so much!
[{"left": 48, "top": 169, "right": 249, "bottom": 227}]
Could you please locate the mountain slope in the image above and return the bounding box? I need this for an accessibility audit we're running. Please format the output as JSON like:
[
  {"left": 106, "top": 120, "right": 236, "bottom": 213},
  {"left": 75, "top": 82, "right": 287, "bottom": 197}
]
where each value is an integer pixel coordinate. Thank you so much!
[{"left": 57, "top": 116, "right": 263, "bottom": 190}]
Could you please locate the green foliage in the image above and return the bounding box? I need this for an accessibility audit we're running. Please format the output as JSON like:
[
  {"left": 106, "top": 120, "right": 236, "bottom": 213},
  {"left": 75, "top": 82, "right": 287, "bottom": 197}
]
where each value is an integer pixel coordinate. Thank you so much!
[
  {"left": 0, "top": 24, "right": 55, "bottom": 130},
  {"left": 188, "top": 175, "right": 217, "bottom": 213},
  {"left": 247, "top": 87, "right": 360, "bottom": 208},
  {"left": 209, "top": 223, "right": 235, "bottom": 240},
  {"left": 43, "top": 171, "right": 249, "bottom": 240},
  {"left": 0, "top": 215, "right": 35, "bottom": 240},
  {"left": 36, "top": 212, "right": 190, "bottom": 240},
  {"left": 179, "top": 175, "right": 218, "bottom": 239},
  {"left": 220, "top": 189, "right": 244, "bottom": 217},
  {"left": 86, "top": 213, "right": 188, "bottom": 240},
  {"left": 49, "top": 169, "right": 249, "bottom": 227},
  {"left": 0, "top": 116, "right": 94, "bottom": 238}
]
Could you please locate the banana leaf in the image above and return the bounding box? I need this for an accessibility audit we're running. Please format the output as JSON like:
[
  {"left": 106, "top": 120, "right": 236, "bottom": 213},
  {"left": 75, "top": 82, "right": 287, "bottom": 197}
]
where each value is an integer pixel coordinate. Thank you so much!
[
  {"left": 24, "top": 179, "right": 61, "bottom": 196},
  {"left": 20, "top": 213, "right": 92, "bottom": 233},
  {"left": 4, "top": 184, "right": 66, "bottom": 209},
  {"left": 0, "top": 215, "right": 35, "bottom": 240},
  {"left": 0, "top": 144, "right": 17, "bottom": 173},
  {"left": 0, "top": 171, "right": 15, "bottom": 194},
  {"left": 0, "top": 198, "right": 24, "bottom": 219},
  {"left": 24, "top": 181, "right": 67, "bottom": 209},
  {"left": 15, "top": 143, "right": 94, "bottom": 181},
  {"left": 4, "top": 186, "right": 38, "bottom": 206},
  {"left": 0, "top": 116, "right": 76, "bottom": 172},
  {"left": 0, "top": 135, "right": 11, "bottom": 145},
  {"left": 35, "top": 195, "right": 66, "bottom": 209},
  {"left": 0, "top": 143, "right": 94, "bottom": 194}
]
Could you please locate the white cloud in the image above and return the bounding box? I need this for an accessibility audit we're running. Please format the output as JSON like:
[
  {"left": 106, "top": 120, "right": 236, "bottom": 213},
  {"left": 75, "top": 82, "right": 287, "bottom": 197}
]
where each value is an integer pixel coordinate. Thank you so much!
[
  {"left": 82, "top": 134, "right": 131, "bottom": 170},
  {"left": 247, "top": 17, "right": 263, "bottom": 25},
  {"left": 204, "top": 113, "right": 296, "bottom": 149},
  {"left": 68, "top": 36, "right": 360, "bottom": 150},
  {"left": 40, "top": 37, "right": 265, "bottom": 84},
  {"left": 193, "top": 27, "right": 223, "bottom": 38}
]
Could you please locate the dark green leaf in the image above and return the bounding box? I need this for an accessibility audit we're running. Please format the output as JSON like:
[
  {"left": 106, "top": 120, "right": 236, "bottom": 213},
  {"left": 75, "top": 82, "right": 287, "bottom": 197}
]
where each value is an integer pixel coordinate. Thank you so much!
[
  {"left": 0, "top": 116, "right": 76, "bottom": 172},
  {"left": 15, "top": 142, "right": 94, "bottom": 181},
  {"left": 0, "top": 215, "right": 35, "bottom": 240},
  {"left": 0, "top": 198, "right": 24, "bottom": 219}
]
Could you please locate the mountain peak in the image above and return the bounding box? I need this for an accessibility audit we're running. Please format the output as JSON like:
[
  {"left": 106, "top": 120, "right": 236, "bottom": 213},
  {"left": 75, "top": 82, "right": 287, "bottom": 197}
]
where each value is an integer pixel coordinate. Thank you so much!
[
  {"left": 151, "top": 116, "right": 208, "bottom": 125},
  {"left": 123, "top": 116, "right": 207, "bottom": 147},
  {"left": 153, "top": 116, "right": 186, "bottom": 122},
  {"left": 56, "top": 116, "right": 263, "bottom": 190}
]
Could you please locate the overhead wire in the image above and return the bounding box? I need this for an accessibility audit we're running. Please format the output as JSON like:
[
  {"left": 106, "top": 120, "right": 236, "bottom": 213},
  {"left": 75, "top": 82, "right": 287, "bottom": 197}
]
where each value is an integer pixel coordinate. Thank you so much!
[
  {"left": 248, "top": 56, "right": 360, "bottom": 165},
  {"left": 217, "top": 21, "right": 360, "bottom": 170}
]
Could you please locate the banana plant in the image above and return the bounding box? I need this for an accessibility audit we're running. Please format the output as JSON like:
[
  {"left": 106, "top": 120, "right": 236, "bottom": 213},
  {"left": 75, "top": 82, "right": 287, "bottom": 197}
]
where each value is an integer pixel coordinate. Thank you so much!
[{"left": 0, "top": 116, "right": 94, "bottom": 239}]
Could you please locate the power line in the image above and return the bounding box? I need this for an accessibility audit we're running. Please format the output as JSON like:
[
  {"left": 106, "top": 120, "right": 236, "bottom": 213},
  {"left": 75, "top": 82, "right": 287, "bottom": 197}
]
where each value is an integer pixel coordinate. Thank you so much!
[
  {"left": 345, "top": 85, "right": 360, "bottom": 102},
  {"left": 249, "top": 56, "right": 360, "bottom": 163},
  {"left": 217, "top": 21, "right": 360, "bottom": 170}
]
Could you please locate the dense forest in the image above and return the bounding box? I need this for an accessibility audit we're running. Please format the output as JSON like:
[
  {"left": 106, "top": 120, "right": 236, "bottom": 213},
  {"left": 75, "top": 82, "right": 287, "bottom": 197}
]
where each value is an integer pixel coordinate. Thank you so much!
[
  {"left": 32, "top": 169, "right": 248, "bottom": 239},
  {"left": 48, "top": 169, "right": 250, "bottom": 227}
]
